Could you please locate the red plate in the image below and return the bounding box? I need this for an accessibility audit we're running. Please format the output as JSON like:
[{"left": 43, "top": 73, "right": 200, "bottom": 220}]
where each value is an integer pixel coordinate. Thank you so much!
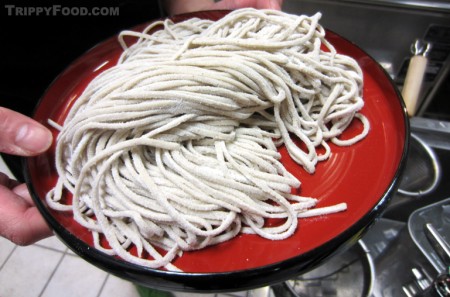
[{"left": 25, "top": 10, "right": 408, "bottom": 292}]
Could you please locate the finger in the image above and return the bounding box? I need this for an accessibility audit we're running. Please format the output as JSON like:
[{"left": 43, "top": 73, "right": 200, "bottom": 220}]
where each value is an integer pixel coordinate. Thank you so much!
[
  {"left": 0, "top": 185, "right": 52, "bottom": 245},
  {"left": 0, "top": 107, "right": 53, "bottom": 156},
  {"left": 13, "top": 183, "right": 34, "bottom": 205}
]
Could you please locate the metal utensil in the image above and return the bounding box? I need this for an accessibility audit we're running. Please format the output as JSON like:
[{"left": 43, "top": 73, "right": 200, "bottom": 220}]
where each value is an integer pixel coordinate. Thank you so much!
[
  {"left": 398, "top": 133, "right": 441, "bottom": 197},
  {"left": 402, "top": 39, "right": 432, "bottom": 117},
  {"left": 421, "top": 223, "right": 450, "bottom": 297},
  {"left": 424, "top": 223, "right": 450, "bottom": 266}
]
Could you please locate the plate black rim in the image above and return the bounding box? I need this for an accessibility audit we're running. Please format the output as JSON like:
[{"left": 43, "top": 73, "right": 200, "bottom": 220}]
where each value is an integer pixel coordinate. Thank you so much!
[{"left": 23, "top": 10, "right": 410, "bottom": 292}]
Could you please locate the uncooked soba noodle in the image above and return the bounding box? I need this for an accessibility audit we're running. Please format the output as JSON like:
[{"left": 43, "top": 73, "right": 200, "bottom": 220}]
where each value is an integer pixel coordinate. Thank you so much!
[{"left": 46, "top": 8, "right": 369, "bottom": 271}]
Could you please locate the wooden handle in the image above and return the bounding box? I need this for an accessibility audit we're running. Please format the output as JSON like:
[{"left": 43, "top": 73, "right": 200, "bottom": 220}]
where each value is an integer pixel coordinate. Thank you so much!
[{"left": 402, "top": 55, "right": 428, "bottom": 117}]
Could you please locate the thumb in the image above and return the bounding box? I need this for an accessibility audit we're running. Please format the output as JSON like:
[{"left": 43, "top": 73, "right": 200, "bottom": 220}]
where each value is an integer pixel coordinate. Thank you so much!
[{"left": 0, "top": 107, "right": 53, "bottom": 156}]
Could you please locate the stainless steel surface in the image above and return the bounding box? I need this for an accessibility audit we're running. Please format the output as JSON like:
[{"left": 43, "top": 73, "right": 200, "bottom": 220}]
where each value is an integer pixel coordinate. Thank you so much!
[
  {"left": 277, "top": 117, "right": 450, "bottom": 297},
  {"left": 361, "top": 218, "right": 436, "bottom": 297},
  {"left": 409, "top": 198, "right": 450, "bottom": 273},
  {"left": 316, "top": 0, "right": 450, "bottom": 12},
  {"left": 424, "top": 223, "right": 450, "bottom": 265},
  {"left": 383, "top": 117, "right": 450, "bottom": 223},
  {"left": 397, "top": 133, "right": 441, "bottom": 196},
  {"left": 410, "top": 117, "right": 450, "bottom": 151},
  {"left": 420, "top": 53, "right": 450, "bottom": 119},
  {"left": 283, "top": 241, "right": 375, "bottom": 297},
  {"left": 411, "top": 39, "right": 433, "bottom": 57},
  {"left": 410, "top": 118, "right": 450, "bottom": 136},
  {"left": 434, "top": 271, "right": 450, "bottom": 297}
]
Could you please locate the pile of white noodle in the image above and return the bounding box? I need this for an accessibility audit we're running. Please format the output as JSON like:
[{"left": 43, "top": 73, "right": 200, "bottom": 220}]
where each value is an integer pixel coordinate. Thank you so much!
[{"left": 46, "top": 8, "right": 369, "bottom": 271}]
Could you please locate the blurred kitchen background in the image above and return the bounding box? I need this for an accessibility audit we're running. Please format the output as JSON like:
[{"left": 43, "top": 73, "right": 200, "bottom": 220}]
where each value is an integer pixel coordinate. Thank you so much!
[
  {"left": 283, "top": 0, "right": 450, "bottom": 121},
  {"left": 1, "top": 0, "right": 449, "bottom": 296}
]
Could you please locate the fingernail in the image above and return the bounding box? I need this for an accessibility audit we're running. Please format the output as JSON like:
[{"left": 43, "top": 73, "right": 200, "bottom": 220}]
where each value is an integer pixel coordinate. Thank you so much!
[{"left": 15, "top": 124, "right": 53, "bottom": 154}]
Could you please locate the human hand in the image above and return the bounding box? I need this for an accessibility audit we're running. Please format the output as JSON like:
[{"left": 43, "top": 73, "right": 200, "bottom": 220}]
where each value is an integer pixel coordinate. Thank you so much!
[
  {"left": 164, "top": 0, "right": 283, "bottom": 16},
  {"left": 0, "top": 107, "right": 53, "bottom": 245}
]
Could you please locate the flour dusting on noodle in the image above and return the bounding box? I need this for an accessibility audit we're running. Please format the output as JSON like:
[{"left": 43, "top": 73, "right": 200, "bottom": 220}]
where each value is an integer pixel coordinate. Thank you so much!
[{"left": 46, "top": 8, "right": 369, "bottom": 271}]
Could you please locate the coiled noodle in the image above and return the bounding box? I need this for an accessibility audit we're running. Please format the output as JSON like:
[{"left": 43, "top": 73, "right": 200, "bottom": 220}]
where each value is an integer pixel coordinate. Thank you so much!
[{"left": 46, "top": 8, "right": 369, "bottom": 271}]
